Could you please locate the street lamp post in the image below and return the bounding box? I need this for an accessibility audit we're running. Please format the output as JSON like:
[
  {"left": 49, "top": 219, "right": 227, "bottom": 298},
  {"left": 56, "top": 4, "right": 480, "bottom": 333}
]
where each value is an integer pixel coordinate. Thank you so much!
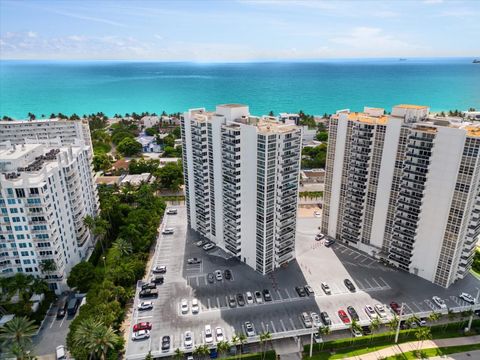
[
  {"left": 394, "top": 303, "right": 405, "bottom": 343},
  {"left": 466, "top": 288, "right": 480, "bottom": 332}
]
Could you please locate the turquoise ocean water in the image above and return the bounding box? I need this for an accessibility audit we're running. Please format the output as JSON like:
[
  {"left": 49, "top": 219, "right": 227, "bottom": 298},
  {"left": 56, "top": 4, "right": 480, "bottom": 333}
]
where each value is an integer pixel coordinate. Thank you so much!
[{"left": 1, "top": 58, "right": 479, "bottom": 118}]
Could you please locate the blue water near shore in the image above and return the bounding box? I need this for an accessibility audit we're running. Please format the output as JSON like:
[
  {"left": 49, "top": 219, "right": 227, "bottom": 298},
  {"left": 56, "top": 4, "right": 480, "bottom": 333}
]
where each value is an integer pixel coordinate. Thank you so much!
[{"left": 1, "top": 58, "right": 479, "bottom": 118}]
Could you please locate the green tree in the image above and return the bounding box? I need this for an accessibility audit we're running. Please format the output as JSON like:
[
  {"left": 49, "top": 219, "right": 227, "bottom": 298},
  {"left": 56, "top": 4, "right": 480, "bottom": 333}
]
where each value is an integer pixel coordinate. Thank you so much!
[
  {"left": 93, "top": 153, "right": 113, "bottom": 172},
  {"left": 117, "top": 137, "right": 142, "bottom": 157},
  {"left": 318, "top": 325, "right": 330, "bottom": 351},
  {"left": 144, "top": 350, "right": 153, "bottom": 360},
  {"left": 316, "top": 131, "right": 328, "bottom": 142},
  {"left": 111, "top": 238, "right": 133, "bottom": 258},
  {"left": 217, "top": 340, "right": 231, "bottom": 358},
  {"left": 369, "top": 317, "right": 381, "bottom": 342},
  {"left": 39, "top": 259, "right": 56, "bottom": 276},
  {"left": 145, "top": 127, "right": 158, "bottom": 136},
  {"left": 67, "top": 261, "right": 97, "bottom": 293},
  {"left": 259, "top": 331, "right": 272, "bottom": 360},
  {"left": 155, "top": 161, "right": 184, "bottom": 190},
  {"left": 414, "top": 326, "right": 432, "bottom": 353},
  {"left": 163, "top": 134, "right": 176, "bottom": 147},
  {"left": 72, "top": 318, "right": 121, "bottom": 360},
  {"left": 128, "top": 158, "right": 160, "bottom": 174},
  {"left": 174, "top": 348, "right": 184, "bottom": 360},
  {"left": 0, "top": 316, "right": 38, "bottom": 359},
  {"left": 172, "top": 126, "right": 181, "bottom": 139},
  {"left": 193, "top": 344, "right": 210, "bottom": 359},
  {"left": 349, "top": 319, "right": 362, "bottom": 343}
]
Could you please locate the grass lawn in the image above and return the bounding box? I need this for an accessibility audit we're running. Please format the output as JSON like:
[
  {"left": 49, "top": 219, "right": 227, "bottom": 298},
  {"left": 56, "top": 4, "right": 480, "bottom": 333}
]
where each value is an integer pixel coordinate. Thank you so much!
[
  {"left": 383, "top": 342, "right": 480, "bottom": 359},
  {"left": 308, "top": 344, "right": 393, "bottom": 360}
]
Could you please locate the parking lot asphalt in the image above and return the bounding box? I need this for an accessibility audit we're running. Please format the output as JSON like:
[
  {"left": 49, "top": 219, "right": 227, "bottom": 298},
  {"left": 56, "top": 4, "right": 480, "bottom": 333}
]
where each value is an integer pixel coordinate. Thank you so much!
[{"left": 125, "top": 207, "right": 480, "bottom": 359}]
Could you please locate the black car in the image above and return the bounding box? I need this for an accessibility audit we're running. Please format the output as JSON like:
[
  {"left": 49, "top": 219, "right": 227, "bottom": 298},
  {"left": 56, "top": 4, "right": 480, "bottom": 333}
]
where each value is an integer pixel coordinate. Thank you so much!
[
  {"left": 263, "top": 289, "right": 272, "bottom": 302},
  {"left": 225, "top": 269, "right": 232, "bottom": 280},
  {"left": 295, "top": 286, "right": 307, "bottom": 297},
  {"left": 347, "top": 306, "right": 359, "bottom": 321},
  {"left": 151, "top": 276, "right": 164, "bottom": 284},
  {"left": 56, "top": 306, "right": 66, "bottom": 319},
  {"left": 207, "top": 273, "right": 215, "bottom": 283},
  {"left": 161, "top": 336, "right": 171, "bottom": 351},
  {"left": 228, "top": 295, "right": 237, "bottom": 308},
  {"left": 237, "top": 293, "right": 245, "bottom": 306},
  {"left": 141, "top": 282, "right": 157, "bottom": 290},
  {"left": 361, "top": 326, "right": 372, "bottom": 335},
  {"left": 324, "top": 238, "right": 335, "bottom": 247},
  {"left": 344, "top": 279, "right": 356, "bottom": 292},
  {"left": 320, "top": 311, "right": 331, "bottom": 325},
  {"left": 139, "top": 289, "right": 158, "bottom": 298}
]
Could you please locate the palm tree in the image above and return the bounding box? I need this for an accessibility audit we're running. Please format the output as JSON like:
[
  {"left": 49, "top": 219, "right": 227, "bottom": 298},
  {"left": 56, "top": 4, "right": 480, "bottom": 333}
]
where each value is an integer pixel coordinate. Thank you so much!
[
  {"left": 428, "top": 311, "right": 440, "bottom": 333},
  {"left": 414, "top": 326, "right": 432, "bottom": 355},
  {"left": 350, "top": 319, "right": 362, "bottom": 344},
  {"left": 39, "top": 259, "right": 57, "bottom": 280},
  {"left": 0, "top": 316, "right": 38, "bottom": 359},
  {"left": 387, "top": 315, "right": 399, "bottom": 340},
  {"left": 238, "top": 333, "right": 247, "bottom": 357},
  {"left": 217, "top": 340, "right": 230, "bottom": 358},
  {"left": 72, "top": 318, "right": 121, "bottom": 360},
  {"left": 112, "top": 238, "right": 133, "bottom": 258},
  {"left": 259, "top": 331, "right": 272, "bottom": 360},
  {"left": 407, "top": 315, "right": 420, "bottom": 338},
  {"left": 174, "top": 348, "right": 184, "bottom": 360},
  {"left": 231, "top": 335, "right": 240, "bottom": 360},
  {"left": 193, "top": 344, "right": 210, "bottom": 360},
  {"left": 446, "top": 310, "right": 456, "bottom": 330},
  {"left": 318, "top": 325, "right": 330, "bottom": 351},
  {"left": 144, "top": 351, "right": 153, "bottom": 360},
  {"left": 370, "top": 317, "right": 381, "bottom": 342}
]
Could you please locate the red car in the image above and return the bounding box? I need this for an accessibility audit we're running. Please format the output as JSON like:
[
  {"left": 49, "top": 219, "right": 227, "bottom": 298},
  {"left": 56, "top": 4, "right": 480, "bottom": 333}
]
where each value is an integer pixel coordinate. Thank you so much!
[
  {"left": 133, "top": 322, "right": 152, "bottom": 332},
  {"left": 390, "top": 302, "right": 402, "bottom": 315},
  {"left": 338, "top": 310, "right": 350, "bottom": 324}
]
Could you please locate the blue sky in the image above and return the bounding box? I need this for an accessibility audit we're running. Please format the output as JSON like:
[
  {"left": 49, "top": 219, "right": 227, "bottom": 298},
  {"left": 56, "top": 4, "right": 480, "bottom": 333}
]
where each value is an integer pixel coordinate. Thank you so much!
[{"left": 1, "top": 0, "right": 479, "bottom": 60}]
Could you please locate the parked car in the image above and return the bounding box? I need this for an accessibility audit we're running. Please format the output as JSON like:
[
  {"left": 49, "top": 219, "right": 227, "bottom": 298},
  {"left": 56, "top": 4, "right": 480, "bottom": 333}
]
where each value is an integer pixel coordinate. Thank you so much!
[
  {"left": 181, "top": 299, "right": 189, "bottom": 314},
  {"left": 132, "top": 329, "right": 150, "bottom": 341},
  {"left": 347, "top": 306, "right": 359, "bottom": 321},
  {"left": 246, "top": 291, "right": 254, "bottom": 304},
  {"left": 67, "top": 298, "right": 79, "bottom": 316},
  {"left": 365, "top": 305, "right": 376, "bottom": 319},
  {"left": 166, "top": 208, "right": 178, "bottom": 215},
  {"left": 133, "top": 322, "right": 152, "bottom": 332},
  {"left": 139, "top": 289, "right": 158, "bottom": 298},
  {"left": 195, "top": 240, "right": 206, "bottom": 247},
  {"left": 161, "top": 336, "right": 171, "bottom": 352},
  {"left": 138, "top": 301, "right": 153, "bottom": 311},
  {"left": 263, "top": 289, "right": 272, "bottom": 301},
  {"left": 324, "top": 238, "right": 335, "bottom": 247},
  {"left": 203, "top": 243, "right": 215, "bottom": 251},
  {"left": 207, "top": 273, "right": 215, "bottom": 283},
  {"left": 295, "top": 286, "right": 307, "bottom": 297},
  {"left": 151, "top": 276, "right": 164, "bottom": 284},
  {"left": 141, "top": 282, "right": 157, "bottom": 290},
  {"left": 215, "top": 327, "right": 224, "bottom": 342},
  {"left": 224, "top": 269, "right": 232, "bottom": 280},
  {"left": 321, "top": 282, "right": 331, "bottom": 295},
  {"left": 245, "top": 321, "right": 256, "bottom": 337},
  {"left": 321, "top": 311, "right": 332, "bottom": 325},
  {"left": 344, "top": 279, "right": 356, "bottom": 292},
  {"left": 152, "top": 265, "right": 166, "bottom": 274},
  {"left": 374, "top": 304, "right": 387, "bottom": 318},
  {"left": 459, "top": 292, "right": 476, "bottom": 304},
  {"left": 432, "top": 296, "right": 447, "bottom": 309},
  {"left": 351, "top": 327, "right": 363, "bottom": 337},
  {"left": 237, "top": 293, "right": 246, "bottom": 307},
  {"left": 311, "top": 312, "right": 322, "bottom": 328},
  {"left": 255, "top": 291, "right": 263, "bottom": 304},
  {"left": 191, "top": 298, "right": 199, "bottom": 314},
  {"left": 162, "top": 228, "right": 174, "bottom": 235},
  {"left": 184, "top": 331, "right": 193, "bottom": 348},
  {"left": 301, "top": 312, "right": 313, "bottom": 328},
  {"left": 56, "top": 301, "right": 66, "bottom": 319},
  {"left": 362, "top": 326, "right": 372, "bottom": 335},
  {"left": 314, "top": 211, "right": 321, "bottom": 217},
  {"left": 56, "top": 345, "right": 66, "bottom": 360},
  {"left": 419, "top": 317, "right": 427, "bottom": 326},
  {"left": 215, "top": 270, "right": 223, "bottom": 281},
  {"left": 204, "top": 325, "right": 214, "bottom": 344},
  {"left": 390, "top": 301, "right": 401, "bottom": 315},
  {"left": 187, "top": 258, "right": 201, "bottom": 264},
  {"left": 304, "top": 285, "right": 315, "bottom": 296},
  {"left": 338, "top": 310, "right": 350, "bottom": 324},
  {"left": 228, "top": 295, "right": 237, "bottom": 308},
  {"left": 313, "top": 333, "right": 322, "bottom": 343}
]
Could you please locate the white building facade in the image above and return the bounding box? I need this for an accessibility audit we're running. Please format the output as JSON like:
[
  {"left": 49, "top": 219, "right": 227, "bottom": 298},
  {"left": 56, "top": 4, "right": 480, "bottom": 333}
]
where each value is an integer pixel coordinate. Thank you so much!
[
  {"left": 322, "top": 105, "right": 480, "bottom": 288},
  {"left": 0, "top": 142, "right": 98, "bottom": 293},
  {"left": 181, "top": 104, "right": 302, "bottom": 274}
]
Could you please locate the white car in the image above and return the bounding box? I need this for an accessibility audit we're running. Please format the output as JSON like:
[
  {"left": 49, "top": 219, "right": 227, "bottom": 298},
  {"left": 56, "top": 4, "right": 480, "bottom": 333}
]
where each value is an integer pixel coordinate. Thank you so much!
[
  {"left": 432, "top": 296, "right": 447, "bottom": 309},
  {"left": 245, "top": 291, "right": 254, "bottom": 304},
  {"left": 181, "top": 299, "right": 189, "bottom": 314},
  {"left": 215, "top": 270, "right": 223, "bottom": 281},
  {"left": 315, "top": 233, "right": 325, "bottom": 241},
  {"left": 351, "top": 328, "right": 363, "bottom": 338},
  {"left": 184, "top": 331, "right": 193, "bottom": 348},
  {"left": 321, "top": 282, "right": 331, "bottom": 295},
  {"left": 365, "top": 305, "right": 377, "bottom": 319},
  {"left": 374, "top": 304, "right": 387, "bottom": 318},
  {"left": 152, "top": 265, "right": 166, "bottom": 274},
  {"left": 138, "top": 301, "right": 153, "bottom": 311},
  {"left": 314, "top": 211, "right": 321, "bottom": 218},
  {"left": 203, "top": 243, "right": 215, "bottom": 251},
  {"left": 459, "top": 292, "right": 476, "bottom": 304},
  {"left": 244, "top": 321, "right": 256, "bottom": 337},
  {"left": 311, "top": 312, "right": 322, "bottom": 328},
  {"left": 166, "top": 208, "right": 177, "bottom": 215},
  {"left": 132, "top": 329, "right": 150, "bottom": 340},
  {"left": 313, "top": 333, "right": 322, "bottom": 343},
  {"left": 187, "top": 258, "right": 201, "bottom": 264},
  {"left": 254, "top": 291, "right": 263, "bottom": 304},
  {"left": 191, "top": 298, "right": 199, "bottom": 314},
  {"left": 215, "top": 327, "right": 224, "bottom": 342},
  {"left": 162, "top": 228, "right": 174, "bottom": 235},
  {"left": 204, "top": 325, "right": 213, "bottom": 344},
  {"left": 301, "top": 312, "right": 312, "bottom": 328}
]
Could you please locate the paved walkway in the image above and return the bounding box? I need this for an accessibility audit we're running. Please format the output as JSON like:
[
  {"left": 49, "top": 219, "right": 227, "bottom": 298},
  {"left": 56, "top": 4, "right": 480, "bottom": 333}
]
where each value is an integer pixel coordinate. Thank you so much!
[
  {"left": 430, "top": 349, "right": 480, "bottom": 360},
  {"left": 342, "top": 335, "right": 480, "bottom": 360}
]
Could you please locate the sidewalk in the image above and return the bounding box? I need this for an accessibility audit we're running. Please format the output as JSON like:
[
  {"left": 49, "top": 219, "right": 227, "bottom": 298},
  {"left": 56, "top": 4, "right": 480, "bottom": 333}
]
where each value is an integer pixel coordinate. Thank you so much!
[{"left": 342, "top": 335, "right": 480, "bottom": 360}]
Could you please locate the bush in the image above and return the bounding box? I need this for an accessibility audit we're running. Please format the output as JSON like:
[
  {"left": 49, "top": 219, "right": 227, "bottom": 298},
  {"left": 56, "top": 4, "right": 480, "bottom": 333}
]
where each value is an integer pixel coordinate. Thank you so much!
[{"left": 117, "top": 137, "right": 142, "bottom": 157}]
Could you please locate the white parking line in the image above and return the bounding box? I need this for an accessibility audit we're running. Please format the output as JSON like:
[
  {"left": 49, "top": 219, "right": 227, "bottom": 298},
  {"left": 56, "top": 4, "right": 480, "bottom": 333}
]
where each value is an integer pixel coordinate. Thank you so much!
[
  {"left": 270, "top": 320, "right": 276, "bottom": 333},
  {"left": 379, "top": 277, "right": 389, "bottom": 286},
  {"left": 285, "top": 288, "right": 291, "bottom": 299},
  {"left": 412, "top": 302, "right": 424, "bottom": 312},
  {"left": 372, "top": 278, "right": 381, "bottom": 287},
  {"left": 289, "top": 317, "right": 295, "bottom": 330},
  {"left": 196, "top": 277, "right": 199, "bottom": 287},
  {"left": 216, "top": 297, "right": 220, "bottom": 308},
  {"left": 363, "top": 278, "right": 373, "bottom": 288},
  {"left": 361, "top": 257, "right": 370, "bottom": 263},
  {"left": 354, "top": 254, "right": 361, "bottom": 259},
  {"left": 280, "top": 319, "right": 287, "bottom": 332},
  {"left": 261, "top": 321, "right": 266, "bottom": 332},
  {"left": 207, "top": 298, "right": 211, "bottom": 309},
  {"left": 276, "top": 290, "right": 283, "bottom": 300}
]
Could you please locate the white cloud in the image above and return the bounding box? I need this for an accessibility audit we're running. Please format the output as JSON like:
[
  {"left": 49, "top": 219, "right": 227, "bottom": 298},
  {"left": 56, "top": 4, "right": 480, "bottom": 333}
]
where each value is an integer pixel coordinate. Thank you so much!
[
  {"left": 154, "top": 34, "right": 164, "bottom": 40},
  {"left": 27, "top": 31, "right": 37, "bottom": 38},
  {"left": 423, "top": 0, "right": 443, "bottom": 4}
]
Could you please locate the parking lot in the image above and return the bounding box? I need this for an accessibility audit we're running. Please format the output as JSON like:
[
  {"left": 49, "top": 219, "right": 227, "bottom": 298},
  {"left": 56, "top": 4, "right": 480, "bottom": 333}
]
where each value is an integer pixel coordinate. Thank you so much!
[{"left": 125, "top": 206, "right": 480, "bottom": 359}]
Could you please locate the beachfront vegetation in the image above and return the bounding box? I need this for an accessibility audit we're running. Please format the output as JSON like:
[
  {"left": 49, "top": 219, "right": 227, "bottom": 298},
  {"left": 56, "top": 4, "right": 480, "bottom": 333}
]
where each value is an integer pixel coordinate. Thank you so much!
[
  {"left": 66, "top": 184, "right": 165, "bottom": 359},
  {"left": 0, "top": 316, "right": 38, "bottom": 359},
  {"left": 301, "top": 143, "right": 328, "bottom": 169},
  {"left": 117, "top": 137, "right": 142, "bottom": 157},
  {"left": 155, "top": 161, "right": 184, "bottom": 191}
]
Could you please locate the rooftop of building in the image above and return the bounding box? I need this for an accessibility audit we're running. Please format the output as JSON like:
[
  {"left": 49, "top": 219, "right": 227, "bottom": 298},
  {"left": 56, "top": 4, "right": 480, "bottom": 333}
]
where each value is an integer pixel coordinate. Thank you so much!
[
  {"left": 218, "top": 103, "right": 247, "bottom": 108},
  {"left": 346, "top": 112, "right": 389, "bottom": 125},
  {"left": 0, "top": 118, "right": 84, "bottom": 125},
  {"left": 0, "top": 143, "right": 43, "bottom": 160},
  {"left": 121, "top": 173, "right": 153, "bottom": 185},
  {"left": 394, "top": 104, "right": 429, "bottom": 110}
]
